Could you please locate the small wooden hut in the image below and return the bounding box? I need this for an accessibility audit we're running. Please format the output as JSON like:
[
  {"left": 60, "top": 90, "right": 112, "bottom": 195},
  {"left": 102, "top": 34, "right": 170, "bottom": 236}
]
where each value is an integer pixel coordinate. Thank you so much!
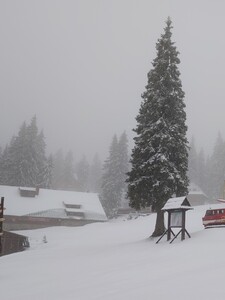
[{"left": 0, "top": 231, "right": 30, "bottom": 256}]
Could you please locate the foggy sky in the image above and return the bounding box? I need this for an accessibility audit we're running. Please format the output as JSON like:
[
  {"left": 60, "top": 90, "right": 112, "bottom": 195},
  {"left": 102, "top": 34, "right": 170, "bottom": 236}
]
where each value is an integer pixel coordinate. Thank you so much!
[{"left": 0, "top": 0, "right": 225, "bottom": 162}]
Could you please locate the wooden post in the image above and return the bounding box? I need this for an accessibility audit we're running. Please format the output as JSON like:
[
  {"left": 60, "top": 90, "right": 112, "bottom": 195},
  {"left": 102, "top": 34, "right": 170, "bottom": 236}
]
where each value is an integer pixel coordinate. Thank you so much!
[
  {"left": 0, "top": 197, "right": 4, "bottom": 253},
  {"left": 181, "top": 210, "right": 185, "bottom": 240},
  {"left": 167, "top": 211, "right": 171, "bottom": 241}
]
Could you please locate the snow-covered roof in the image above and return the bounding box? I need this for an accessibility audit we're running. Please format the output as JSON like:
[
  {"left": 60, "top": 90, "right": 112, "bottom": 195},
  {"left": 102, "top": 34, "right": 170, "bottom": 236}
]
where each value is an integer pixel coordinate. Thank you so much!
[
  {"left": 162, "top": 196, "right": 193, "bottom": 211},
  {"left": 19, "top": 187, "right": 37, "bottom": 192},
  {"left": 0, "top": 185, "right": 107, "bottom": 221}
]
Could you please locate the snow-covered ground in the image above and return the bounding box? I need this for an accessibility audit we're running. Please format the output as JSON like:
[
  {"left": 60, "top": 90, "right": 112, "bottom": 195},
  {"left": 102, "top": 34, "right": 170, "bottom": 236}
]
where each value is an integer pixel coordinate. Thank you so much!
[{"left": 1, "top": 204, "right": 225, "bottom": 300}]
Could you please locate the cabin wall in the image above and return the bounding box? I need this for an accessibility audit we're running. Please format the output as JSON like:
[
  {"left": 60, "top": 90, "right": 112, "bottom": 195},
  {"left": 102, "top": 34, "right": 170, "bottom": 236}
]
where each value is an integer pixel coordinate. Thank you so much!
[{"left": 3, "top": 215, "right": 106, "bottom": 231}]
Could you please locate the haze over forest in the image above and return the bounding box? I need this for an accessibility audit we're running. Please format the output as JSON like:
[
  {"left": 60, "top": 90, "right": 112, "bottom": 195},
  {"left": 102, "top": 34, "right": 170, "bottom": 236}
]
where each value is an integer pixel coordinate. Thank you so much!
[{"left": 1, "top": 1, "right": 225, "bottom": 162}]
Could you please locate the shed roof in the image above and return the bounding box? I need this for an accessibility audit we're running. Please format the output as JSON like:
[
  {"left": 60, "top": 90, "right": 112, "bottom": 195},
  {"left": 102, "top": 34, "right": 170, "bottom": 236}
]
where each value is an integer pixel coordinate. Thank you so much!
[{"left": 162, "top": 196, "right": 193, "bottom": 211}]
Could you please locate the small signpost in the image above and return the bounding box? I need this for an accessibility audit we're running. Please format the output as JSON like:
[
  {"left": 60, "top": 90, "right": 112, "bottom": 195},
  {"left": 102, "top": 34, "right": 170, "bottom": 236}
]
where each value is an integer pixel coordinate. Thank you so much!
[
  {"left": 156, "top": 196, "right": 193, "bottom": 244},
  {"left": 0, "top": 197, "right": 4, "bottom": 253}
]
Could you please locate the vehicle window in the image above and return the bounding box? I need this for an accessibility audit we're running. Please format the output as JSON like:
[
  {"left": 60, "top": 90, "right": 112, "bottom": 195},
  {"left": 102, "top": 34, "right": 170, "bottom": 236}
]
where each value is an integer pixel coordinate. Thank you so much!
[{"left": 206, "top": 210, "right": 212, "bottom": 216}]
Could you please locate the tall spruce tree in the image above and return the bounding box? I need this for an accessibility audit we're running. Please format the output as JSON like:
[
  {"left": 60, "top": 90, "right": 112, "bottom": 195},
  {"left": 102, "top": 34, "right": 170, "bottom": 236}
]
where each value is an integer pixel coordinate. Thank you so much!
[
  {"left": 76, "top": 155, "right": 90, "bottom": 192},
  {"left": 127, "top": 18, "right": 189, "bottom": 237},
  {"left": 51, "top": 149, "right": 65, "bottom": 189},
  {"left": 88, "top": 153, "right": 102, "bottom": 193},
  {"left": 118, "top": 132, "right": 129, "bottom": 205},
  {"left": 188, "top": 136, "right": 198, "bottom": 185},
  {"left": 100, "top": 135, "right": 121, "bottom": 217},
  {"left": 100, "top": 133, "right": 129, "bottom": 217},
  {"left": 196, "top": 148, "right": 206, "bottom": 192},
  {"left": 63, "top": 151, "right": 76, "bottom": 190}
]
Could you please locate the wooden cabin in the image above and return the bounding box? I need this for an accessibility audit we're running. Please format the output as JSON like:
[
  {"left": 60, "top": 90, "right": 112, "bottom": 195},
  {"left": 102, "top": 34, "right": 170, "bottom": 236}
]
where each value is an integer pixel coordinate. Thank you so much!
[{"left": 0, "top": 185, "right": 107, "bottom": 231}]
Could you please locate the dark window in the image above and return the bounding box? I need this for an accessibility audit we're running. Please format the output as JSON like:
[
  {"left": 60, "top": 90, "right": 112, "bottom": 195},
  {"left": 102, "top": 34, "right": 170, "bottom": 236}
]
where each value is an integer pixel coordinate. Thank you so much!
[
  {"left": 206, "top": 210, "right": 213, "bottom": 216},
  {"left": 64, "top": 203, "right": 81, "bottom": 209}
]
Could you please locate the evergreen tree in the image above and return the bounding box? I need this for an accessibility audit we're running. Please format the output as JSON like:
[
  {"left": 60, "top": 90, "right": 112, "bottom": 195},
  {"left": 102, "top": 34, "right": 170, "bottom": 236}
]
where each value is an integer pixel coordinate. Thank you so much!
[
  {"left": 35, "top": 130, "right": 50, "bottom": 188},
  {"left": 100, "top": 135, "right": 122, "bottom": 217},
  {"left": 4, "top": 122, "right": 31, "bottom": 186},
  {"left": 11, "top": 122, "right": 28, "bottom": 186},
  {"left": 76, "top": 155, "right": 90, "bottom": 192},
  {"left": 0, "top": 143, "right": 16, "bottom": 185},
  {"left": 188, "top": 138, "right": 207, "bottom": 194},
  {"left": 40, "top": 155, "right": 53, "bottom": 189},
  {"left": 188, "top": 136, "right": 198, "bottom": 185},
  {"left": 117, "top": 132, "right": 129, "bottom": 206},
  {"left": 208, "top": 133, "right": 225, "bottom": 199},
  {"left": 88, "top": 153, "right": 102, "bottom": 193},
  {"left": 51, "top": 149, "right": 65, "bottom": 189},
  {"left": 196, "top": 148, "right": 206, "bottom": 192},
  {"left": 27, "top": 116, "right": 39, "bottom": 185},
  {"left": 204, "top": 154, "right": 211, "bottom": 197},
  {"left": 63, "top": 151, "right": 76, "bottom": 190},
  {"left": 127, "top": 18, "right": 189, "bottom": 237}
]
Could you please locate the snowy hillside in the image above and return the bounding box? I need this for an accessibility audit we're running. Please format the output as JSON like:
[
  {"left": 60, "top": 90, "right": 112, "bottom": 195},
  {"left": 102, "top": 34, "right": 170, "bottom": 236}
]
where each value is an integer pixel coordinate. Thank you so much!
[{"left": 1, "top": 204, "right": 225, "bottom": 300}]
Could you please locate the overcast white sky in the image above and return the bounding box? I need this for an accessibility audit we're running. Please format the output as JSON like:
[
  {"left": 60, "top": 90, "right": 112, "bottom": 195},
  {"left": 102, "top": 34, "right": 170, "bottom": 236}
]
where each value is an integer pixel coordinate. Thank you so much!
[{"left": 0, "top": 0, "right": 225, "bottom": 161}]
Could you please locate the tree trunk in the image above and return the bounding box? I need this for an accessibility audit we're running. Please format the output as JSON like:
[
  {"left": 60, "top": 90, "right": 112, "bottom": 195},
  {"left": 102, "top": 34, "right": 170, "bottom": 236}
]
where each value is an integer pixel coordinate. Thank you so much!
[{"left": 151, "top": 210, "right": 165, "bottom": 237}]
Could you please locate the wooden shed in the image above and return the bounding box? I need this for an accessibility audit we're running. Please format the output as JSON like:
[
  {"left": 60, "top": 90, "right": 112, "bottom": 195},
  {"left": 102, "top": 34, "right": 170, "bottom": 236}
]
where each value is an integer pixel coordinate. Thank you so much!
[{"left": 0, "top": 231, "right": 29, "bottom": 256}]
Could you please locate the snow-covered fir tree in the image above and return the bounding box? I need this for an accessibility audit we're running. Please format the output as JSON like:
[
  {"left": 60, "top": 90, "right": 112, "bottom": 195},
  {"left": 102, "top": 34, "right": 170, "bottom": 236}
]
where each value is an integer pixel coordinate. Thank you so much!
[
  {"left": 196, "top": 147, "right": 207, "bottom": 192},
  {"left": 188, "top": 137, "right": 198, "bottom": 184},
  {"left": 127, "top": 18, "right": 189, "bottom": 236},
  {"left": 35, "top": 130, "right": 50, "bottom": 188},
  {"left": 51, "top": 149, "right": 77, "bottom": 191},
  {"left": 76, "top": 155, "right": 90, "bottom": 192},
  {"left": 63, "top": 151, "right": 76, "bottom": 190},
  {"left": 100, "top": 133, "right": 129, "bottom": 217},
  {"left": 117, "top": 131, "right": 129, "bottom": 206},
  {"left": 187, "top": 137, "right": 208, "bottom": 195},
  {"left": 207, "top": 133, "right": 225, "bottom": 199},
  {"left": 100, "top": 135, "right": 121, "bottom": 217},
  {"left": 51, "top": 149, "right": 65, "bottom": 189},
  {"left": 9, "top": 122, "right": 29, "bottom": 186},
  {"left": 41, "top": 155, "right": 53, "bottom": 189},
  {"left": 0, "top": 142, "right": 17, "bottom": 186},
  {"left": 88, "top": 153, "right": 102, "bottom": 193}
]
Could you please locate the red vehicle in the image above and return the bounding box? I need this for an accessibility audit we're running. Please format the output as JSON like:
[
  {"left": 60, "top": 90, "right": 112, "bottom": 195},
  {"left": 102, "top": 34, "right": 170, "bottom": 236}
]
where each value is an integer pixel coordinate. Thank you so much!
[{"left": 202, "top": 208, "right": 225, "bottom": 227}]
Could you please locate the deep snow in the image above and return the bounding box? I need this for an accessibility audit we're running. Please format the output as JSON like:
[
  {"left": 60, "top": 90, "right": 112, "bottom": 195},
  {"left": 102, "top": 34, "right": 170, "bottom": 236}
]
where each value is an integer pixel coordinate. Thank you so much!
[{"left": 1, "top": 204, "right": 225, "bottom": 300}]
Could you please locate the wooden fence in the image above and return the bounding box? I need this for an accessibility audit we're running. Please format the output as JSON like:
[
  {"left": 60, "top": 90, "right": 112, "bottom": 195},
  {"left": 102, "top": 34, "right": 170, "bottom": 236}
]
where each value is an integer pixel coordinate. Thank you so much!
[{"left": 0, "top": 197, "right": 4, "bottom": 253}]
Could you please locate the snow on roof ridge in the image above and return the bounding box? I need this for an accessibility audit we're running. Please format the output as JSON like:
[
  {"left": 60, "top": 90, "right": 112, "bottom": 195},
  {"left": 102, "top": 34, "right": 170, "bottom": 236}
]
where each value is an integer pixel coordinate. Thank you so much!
[
  {"left": 162, "top": 196, "right": 193, "bottom": 210},
  {"left": 19, "top": 187, "right": 37, "bottom": 191}
]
